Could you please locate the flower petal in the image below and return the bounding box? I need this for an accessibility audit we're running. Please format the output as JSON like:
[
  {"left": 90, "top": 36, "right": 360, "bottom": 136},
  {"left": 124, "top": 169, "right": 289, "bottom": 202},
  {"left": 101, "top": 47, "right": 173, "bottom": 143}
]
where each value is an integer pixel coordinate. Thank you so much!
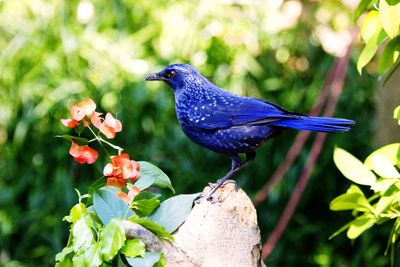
[{"left": 61, "top": 118, "right": 80, "bottom": 128}]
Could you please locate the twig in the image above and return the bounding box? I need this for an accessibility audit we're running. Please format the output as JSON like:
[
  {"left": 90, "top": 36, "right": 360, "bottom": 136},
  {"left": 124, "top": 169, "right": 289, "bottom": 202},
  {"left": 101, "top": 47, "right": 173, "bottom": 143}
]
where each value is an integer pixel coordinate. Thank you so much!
[
  {"left": 253, "top": 59, "right": 341, "bottom": 206},
  {"left": 261, "top": 32, "right": 353, "bottom": 260}
]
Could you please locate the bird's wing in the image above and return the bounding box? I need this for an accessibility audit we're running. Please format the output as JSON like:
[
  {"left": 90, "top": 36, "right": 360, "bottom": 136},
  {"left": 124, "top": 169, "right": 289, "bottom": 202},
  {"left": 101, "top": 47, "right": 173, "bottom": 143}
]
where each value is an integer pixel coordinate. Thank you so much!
[{"left": 188, "top": 97, "right": 294, "bottom": 130}]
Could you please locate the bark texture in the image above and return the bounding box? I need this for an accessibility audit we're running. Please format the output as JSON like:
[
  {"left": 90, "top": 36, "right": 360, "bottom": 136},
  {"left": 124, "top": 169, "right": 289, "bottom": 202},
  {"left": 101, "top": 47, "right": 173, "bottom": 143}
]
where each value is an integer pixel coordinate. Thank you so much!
[
  {"left": 161, "top": 181, "right": 264, "bottom": 267},
  {"left": 123, "top": 181, "right": 265, "bottom": 267}
]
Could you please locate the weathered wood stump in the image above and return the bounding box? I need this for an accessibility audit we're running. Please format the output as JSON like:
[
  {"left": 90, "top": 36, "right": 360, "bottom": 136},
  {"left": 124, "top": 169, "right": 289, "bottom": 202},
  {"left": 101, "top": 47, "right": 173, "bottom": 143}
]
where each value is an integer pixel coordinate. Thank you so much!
[{"left": 124, "top": 181, "right": 265, "bottom": 267}]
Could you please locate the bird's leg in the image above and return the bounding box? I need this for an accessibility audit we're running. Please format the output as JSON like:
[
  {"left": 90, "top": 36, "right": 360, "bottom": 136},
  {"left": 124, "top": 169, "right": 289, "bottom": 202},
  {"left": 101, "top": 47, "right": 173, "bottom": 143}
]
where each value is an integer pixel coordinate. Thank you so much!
[{"left": 205, "top": 151, "right": 256, "bottom": 200}]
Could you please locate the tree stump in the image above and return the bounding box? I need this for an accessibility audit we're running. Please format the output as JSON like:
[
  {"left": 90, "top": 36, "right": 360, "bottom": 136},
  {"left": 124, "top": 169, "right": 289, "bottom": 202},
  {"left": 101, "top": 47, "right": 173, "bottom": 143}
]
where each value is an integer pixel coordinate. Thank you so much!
[{"left": 160, "top": 181, "right": 265, "bottom": 267}]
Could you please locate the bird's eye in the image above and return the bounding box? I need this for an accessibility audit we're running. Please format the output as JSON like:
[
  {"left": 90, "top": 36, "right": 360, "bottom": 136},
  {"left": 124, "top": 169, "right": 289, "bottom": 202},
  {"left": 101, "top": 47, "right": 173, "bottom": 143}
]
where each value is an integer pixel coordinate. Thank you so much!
[{"left": 166, "top": 70, "right": 176, "bottom": 79}]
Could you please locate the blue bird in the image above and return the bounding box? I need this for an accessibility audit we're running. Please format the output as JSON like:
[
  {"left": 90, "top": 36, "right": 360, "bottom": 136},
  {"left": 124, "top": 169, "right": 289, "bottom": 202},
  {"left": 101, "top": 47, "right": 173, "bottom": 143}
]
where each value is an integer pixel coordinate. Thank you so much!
[{"left": 145, "top": 64, "right": 354, "bottom": 199}]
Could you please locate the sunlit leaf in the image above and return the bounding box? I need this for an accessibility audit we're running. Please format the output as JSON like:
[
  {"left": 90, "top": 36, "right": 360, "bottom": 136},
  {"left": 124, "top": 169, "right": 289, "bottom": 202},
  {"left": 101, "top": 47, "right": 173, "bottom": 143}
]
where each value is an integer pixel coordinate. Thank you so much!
[
  {"left": 83, "top": 242, "right": 102, "bottom": 267},
  {"left": 99, "top": 218, "right": 126, "bottom": 261},
  {"left": 379, "top": 0, "right": 400, "bottom": 39},
  {"left": 374, "top": 184, "right": 400, "bottom": 215},
  {"left": 55, "top": 246, "right": 74, "bottom": 263},
  {"left": 365, "top": 153, "right": 400, "bottom": 178},
  {"left": 365, "top": 143, "right": 400, "bottom": 170},
  {"left": 125, "top": 252, "right": 162, "bottom": 267},
  {"left": 347, "top": 215, "right": 375, "bottom": 239},
  {"left": 334, "top": 147, "right": 377, "bottom": 186},
  {"left": 361, "top": 11, "right": 382, "bottom": 43},
  {"left": 69, "top": 203, "right": 87, "bottom": 224},
  {"left": 93, "top": 186, "right": 134, "bottom": 225},
  {"left": 394, "top": 106, "right": 400, "bottom": 121},
  {"left": 371, "top": 178, "right": 400, "bottom": 192},
  {"left": 72, "top": 217, "right": 94, "bottom": 252},
  {"left": 72, "top": 253, "right": 86, "bottom": 267},
  {"left": 330, "top": 185, "right": 374, "bottom": 212},
  {"left": 148, "top": 193, "right": 200, "bottom": 233},
  {"left": 357, "top": 29, "right": 388, "bottom": 73},
  {"left": 120, "top": 239, "right": 145, "bottom": 258},
  {"left": 355, "top": 0, "right": 373, "bottom": 20}
]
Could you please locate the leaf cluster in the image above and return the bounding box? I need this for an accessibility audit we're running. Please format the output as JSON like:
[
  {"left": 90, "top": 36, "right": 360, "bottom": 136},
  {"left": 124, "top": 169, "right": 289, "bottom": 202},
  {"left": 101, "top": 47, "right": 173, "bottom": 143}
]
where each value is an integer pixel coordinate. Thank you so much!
[
  {"left": 55, "top": 162, "right": 199, "bottom": 267},
  {"left": 331, "top": 106, "right": 400, "bottom": 263},
  {"left": 357, "top": 0, "right": 400, "bottom": 77}
]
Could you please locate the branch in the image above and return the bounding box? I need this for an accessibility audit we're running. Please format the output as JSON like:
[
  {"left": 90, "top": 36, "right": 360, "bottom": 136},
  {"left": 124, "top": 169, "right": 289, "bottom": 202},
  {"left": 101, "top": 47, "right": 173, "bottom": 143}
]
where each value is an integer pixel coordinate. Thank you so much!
[
  {"left": 252, "top": 57, "right": 342, "bottom": 206},
  {"left": 261, "top": 30, "right": 354, "bottom": 260},
  {"left": 122, "top": 220, "right": 162, "bottom": 252}
]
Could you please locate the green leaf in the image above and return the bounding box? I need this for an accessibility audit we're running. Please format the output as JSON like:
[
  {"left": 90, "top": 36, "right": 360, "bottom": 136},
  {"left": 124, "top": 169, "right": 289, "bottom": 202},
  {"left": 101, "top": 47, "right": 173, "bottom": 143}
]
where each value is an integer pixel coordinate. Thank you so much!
[
  {"left": 375, "top": 184, "right": 400, "bottom": 215},
  {"left": 365, "top": 143, "right": 400, "bottom": 170},
  {"left": 134, "top": 191, "right": 161, "bottom": 201},
  {"left": 347, "top": 215, "right": 375, "bottom": 239},
  {"left": 355, "top": 0, "right": 373, "bottom": 20},
  {"left": 125, "top": 252, "right": 162, "bottom": 267},
  {"left": 357, "top": 29, "right": 388, "bottom": 73},
  {"left": 333, "top": 147, "right": 377, "bottom": 186},
  {"left": 130, "top": 216, "right": 174, "bottom": 241},
  {"left": 135, "top": 161, "right": 175, "bottom": 193},
  {"left": 72, "top": 253, "right": 86, "bottom": 267},
  {"left": 365, "top": 152, "right": 400, "bottom": 178},
  {"left": 371, "top": 178, "right": 400, "bottom": 192},
  {"left": 149, "top": 193, "right": 200, "bottom": 233},
  {"left": 361, "top": 11, "right": 382, "bottom": 43},
  {"left": 55, "top": 246, "right": 74, "bottom": 263},
  {"left": 67, "top": 203, "right": 87, "bottom": 224},
  {"left": 72, "top": 217, "right": 94, "bottom": 252},
  {"left": 88, "top": 177, "right": 107, "bottom": 197},
  {"left": 99, "top": 218, "right": 126, "bottom": 261},
  {"left": 83, "top": 242, "right": 102, "bottom": 267},
  {"left": 330, "top": 186, "right": 374, "bottom": 212},
  {"left": 55, "top": 135, "right": 89, "bottom": 146},
  {"left": 154, "top": 253, "right": 166, "bottom": 267},
  {"left": 133, "top": 198, "right": 161, "bottom": 217},
  {"left": 120, "top": 239, "right": 145, "bottom": 258},
  {"left": 377, "top": 37, "right": 400, "bottom": 73},
  {"left": 394, "top": 106, "right": 400, "bottom": 120},
  {"left": 379, "top": 0, "right": 400, "bottom": 39},
  {"left": 93, "top": 186, "right": 134, "bottom": 225}
]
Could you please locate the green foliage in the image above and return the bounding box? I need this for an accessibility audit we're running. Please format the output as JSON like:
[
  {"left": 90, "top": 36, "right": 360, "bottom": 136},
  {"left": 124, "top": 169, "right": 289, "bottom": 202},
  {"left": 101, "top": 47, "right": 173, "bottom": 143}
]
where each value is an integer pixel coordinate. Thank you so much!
[
  {"left": 93, "top": 187, "right": 135, "bottom": 225},
  {"left": 148, "top": 193, "right": 201, "bottom": 233},
  {"left": 135, "top": 161, "right": 175, "bottom": 193},
  {"left": 357, "top": 0, "right": 400, "bottom": 75},
  {"left": 331, "top": 107, "right": 400, "bottom": 262}
]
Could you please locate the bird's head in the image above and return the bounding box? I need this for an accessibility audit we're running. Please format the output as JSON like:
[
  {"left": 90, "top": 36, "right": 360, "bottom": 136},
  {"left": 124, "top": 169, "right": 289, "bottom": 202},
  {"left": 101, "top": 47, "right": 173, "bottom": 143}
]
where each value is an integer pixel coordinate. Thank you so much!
[{"left": 145, "top": 64, "right": 207, "bottom": 93}]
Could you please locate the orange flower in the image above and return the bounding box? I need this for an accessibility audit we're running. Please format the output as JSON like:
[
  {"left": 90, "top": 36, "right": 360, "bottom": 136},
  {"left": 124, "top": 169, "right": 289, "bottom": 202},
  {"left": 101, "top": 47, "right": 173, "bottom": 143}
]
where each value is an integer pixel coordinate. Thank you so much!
[
  {"left": 106, "top": 177, "right": 126, "bottom": 188},
  {"left": 103, "top": 153, "right": 140, "bottom": 181},
  {"left": 60, "top": 118, "right": 80, "bottom": 128},
  {"left": 89, "top": 111, "right": 102, "bottom": 129},
  {"left": 69, "top": 141, "right": 98, "bottom": 164},
  {"left": 116, "top": 186, "right": 141, "bottom": 204},
  {"left": 70, "top": 98, "right": 96, "bottom": 121},
  {"left": 99, "top": 113, "right": 122, "bottom": 139},
  {"left": 61, "top": 98, "right": 97, "bottom": 129},
  {"left": 103, "top": 154, "right": 140, "bottom": 188}
]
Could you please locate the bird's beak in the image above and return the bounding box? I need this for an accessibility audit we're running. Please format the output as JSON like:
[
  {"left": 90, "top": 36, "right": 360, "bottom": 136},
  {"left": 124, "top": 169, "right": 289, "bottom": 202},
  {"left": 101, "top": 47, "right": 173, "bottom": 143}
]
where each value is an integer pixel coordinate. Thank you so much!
[{"left": 144, "top": 72, "right": 164, "bottom": 81}]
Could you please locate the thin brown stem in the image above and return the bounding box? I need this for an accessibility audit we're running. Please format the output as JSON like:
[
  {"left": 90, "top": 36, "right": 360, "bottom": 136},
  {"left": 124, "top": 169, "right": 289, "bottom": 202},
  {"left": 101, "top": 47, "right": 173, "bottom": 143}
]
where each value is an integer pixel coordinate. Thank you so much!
[
  {"left": 261, "top": 32, "right": 353, "bottom": 260},
  {"left": 253, "top": 54, "right": 344, "bottom": 206}
]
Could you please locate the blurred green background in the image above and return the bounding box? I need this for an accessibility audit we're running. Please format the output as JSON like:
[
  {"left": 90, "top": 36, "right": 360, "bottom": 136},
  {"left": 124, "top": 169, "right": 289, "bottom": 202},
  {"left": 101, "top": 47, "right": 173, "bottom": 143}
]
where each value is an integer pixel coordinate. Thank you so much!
[{"left": 0, "top": 0, "right": 394, "bottom": 266}]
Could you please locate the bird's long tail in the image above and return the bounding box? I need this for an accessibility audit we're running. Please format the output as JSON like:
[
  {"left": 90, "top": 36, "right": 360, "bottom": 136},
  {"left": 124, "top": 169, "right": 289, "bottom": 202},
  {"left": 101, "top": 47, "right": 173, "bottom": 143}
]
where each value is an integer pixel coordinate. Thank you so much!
[{"left": 271, "top": 116, "right": 355, "bottom": 133}]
